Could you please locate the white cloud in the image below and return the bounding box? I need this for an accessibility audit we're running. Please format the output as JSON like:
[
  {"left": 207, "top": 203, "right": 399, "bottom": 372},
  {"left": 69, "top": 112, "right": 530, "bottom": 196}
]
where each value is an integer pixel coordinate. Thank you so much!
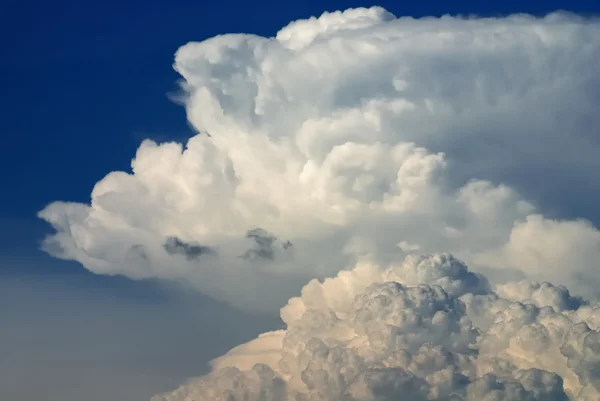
[
  {"left": 153, "top": 253, "right": 599, "bottom": 401},
  {"left": 35, "top": 5, "right": 600, "bottom": 400},
  {"left": 38, "top": 6, "right": 600, "bottom": 313},
  {"left": 474, "top": 215, "right": 600, "bottom": 299}
]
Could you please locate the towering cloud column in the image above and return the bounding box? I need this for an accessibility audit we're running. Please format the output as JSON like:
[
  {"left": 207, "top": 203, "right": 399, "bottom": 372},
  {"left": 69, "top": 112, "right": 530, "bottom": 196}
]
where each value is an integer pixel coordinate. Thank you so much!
[{"left": 38, "top": 7, "right": 600, "bottom": 399}]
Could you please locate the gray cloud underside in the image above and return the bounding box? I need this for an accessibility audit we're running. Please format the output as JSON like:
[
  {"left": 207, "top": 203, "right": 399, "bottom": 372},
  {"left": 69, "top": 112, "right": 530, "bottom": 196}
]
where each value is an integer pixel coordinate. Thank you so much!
[{"left": 163, "top": 236, "right": 217, "bottom": 260}]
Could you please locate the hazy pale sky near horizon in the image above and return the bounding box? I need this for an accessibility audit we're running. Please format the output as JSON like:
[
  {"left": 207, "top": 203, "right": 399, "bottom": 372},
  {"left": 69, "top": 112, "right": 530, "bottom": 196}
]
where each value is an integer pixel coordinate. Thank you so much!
[{"left": 3, "top": 1, "right": 600, "bottom": 401}]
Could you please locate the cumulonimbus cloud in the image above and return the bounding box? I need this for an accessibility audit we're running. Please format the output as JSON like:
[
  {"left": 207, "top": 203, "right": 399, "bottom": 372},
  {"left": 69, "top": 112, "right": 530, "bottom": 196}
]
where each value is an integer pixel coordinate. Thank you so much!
[
  {"left": 38, "top": 7, "right": 600, "bottom": 398},
  {"left": 39, "top": 7, "right": 600, "bottom": 312}
]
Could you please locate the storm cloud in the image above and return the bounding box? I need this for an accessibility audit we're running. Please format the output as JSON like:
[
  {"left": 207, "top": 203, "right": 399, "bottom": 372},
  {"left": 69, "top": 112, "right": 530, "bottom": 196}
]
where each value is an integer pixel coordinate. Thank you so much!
[{"left": 35, "top": 6, "right": 600, "bottom": 400}]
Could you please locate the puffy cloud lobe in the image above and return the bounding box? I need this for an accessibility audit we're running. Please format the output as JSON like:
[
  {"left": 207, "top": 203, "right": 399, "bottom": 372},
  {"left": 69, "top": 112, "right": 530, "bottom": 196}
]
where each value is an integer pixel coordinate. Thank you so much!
[
  {"left": 154, "top": 253, "right": 595, "bottom": 401},
  {"left": 38, "top": 7, "right": 600, "bottom": 312},
  {"left": 495, "top": 281, "right": 584, "bottom": 312},
  {"left": 475, "top": 215, "right": 600, "bottom": 300}
]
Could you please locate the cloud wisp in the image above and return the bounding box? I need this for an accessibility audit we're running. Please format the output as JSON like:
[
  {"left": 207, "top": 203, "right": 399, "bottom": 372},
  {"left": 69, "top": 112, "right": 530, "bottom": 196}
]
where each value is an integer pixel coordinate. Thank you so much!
[{"left": 36, "top": 6, "right": 600, "bottom": 400}]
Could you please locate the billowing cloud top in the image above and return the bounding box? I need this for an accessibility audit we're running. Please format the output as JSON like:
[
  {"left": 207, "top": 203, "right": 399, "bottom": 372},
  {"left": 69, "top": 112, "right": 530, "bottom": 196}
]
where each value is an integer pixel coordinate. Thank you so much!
[
  {"left": 39, "top": 6, "right": 600, "bottom": 312},
  {"left": 152, "top": 253, "right": 600, "bottom": 401},
  {"left": 38, "top": 5, "right": 600, "bottom": 400}
]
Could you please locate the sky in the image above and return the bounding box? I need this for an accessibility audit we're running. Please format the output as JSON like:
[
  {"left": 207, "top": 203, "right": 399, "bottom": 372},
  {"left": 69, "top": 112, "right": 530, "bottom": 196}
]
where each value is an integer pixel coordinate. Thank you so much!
[{"left": 2, "top": 1, "right": 600, "bottom": 401}]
